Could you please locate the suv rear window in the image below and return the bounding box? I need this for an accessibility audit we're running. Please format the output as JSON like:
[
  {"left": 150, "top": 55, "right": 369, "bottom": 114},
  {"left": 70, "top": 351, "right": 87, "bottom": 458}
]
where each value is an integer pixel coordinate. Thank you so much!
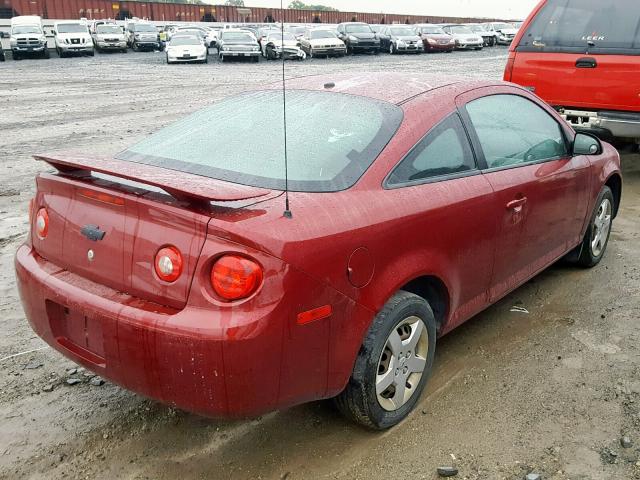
[
  {"left": 518, "top": 0, "right": 640, "bottom": 55},
  {"left": 117, "top": 91, "right": 403, "bottom": 192}
]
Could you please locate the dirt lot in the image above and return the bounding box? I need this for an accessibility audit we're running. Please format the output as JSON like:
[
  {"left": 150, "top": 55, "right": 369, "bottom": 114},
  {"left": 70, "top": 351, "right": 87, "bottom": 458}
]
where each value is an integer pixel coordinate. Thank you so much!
[{"left": 1, "top": 48, "right": 639, "bottom": 480}]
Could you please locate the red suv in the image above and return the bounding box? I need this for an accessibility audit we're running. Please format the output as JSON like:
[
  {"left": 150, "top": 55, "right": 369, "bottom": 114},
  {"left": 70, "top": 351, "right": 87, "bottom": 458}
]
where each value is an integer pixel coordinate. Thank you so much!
[{"left": 505, "top": 0, "right": 640, "bottom": 146}]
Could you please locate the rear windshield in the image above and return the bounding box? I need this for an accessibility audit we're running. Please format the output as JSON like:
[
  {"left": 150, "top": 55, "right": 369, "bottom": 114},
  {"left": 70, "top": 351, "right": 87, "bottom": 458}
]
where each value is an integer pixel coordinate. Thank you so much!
[
  {"left": 310, "top": 30, "right": 336, "bottom": 39},
  {"left": 117, "top": 91, "right": 403, "bottom": 192},
  {"left": 518, "top": 0, "right": 640, "bottom": 55}
]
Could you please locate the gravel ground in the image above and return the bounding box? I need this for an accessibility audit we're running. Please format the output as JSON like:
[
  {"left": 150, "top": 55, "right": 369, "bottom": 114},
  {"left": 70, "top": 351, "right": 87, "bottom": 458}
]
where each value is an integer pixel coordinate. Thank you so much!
[{"left": 1, "top": 47, "right": 640, "bottom": 480}]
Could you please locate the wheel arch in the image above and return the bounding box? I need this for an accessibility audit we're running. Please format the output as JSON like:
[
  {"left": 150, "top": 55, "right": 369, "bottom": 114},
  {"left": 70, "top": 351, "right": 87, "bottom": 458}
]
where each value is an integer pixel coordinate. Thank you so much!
[
  {"left": 398, "top": 275, "right": 450, "bottom": 333},
  {"left": 605, "top": 173, "right": 622, "bottom": 218}
]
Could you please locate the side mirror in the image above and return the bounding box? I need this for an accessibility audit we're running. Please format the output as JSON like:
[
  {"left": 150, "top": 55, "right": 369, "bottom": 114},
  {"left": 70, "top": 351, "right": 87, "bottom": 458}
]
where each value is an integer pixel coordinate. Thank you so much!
[{"left": 573, "top": 132, "right": 603, "bottom": 155}]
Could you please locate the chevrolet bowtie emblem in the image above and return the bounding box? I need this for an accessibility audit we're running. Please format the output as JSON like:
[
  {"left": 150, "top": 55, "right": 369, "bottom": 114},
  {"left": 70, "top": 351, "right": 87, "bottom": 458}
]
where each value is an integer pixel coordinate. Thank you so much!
[{"left": 80, "top": 225, "right": 106, "bottom": 242}]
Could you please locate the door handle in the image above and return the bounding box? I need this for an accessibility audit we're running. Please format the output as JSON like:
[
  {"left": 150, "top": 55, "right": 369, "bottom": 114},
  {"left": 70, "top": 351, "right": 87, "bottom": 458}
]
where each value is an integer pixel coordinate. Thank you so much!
[
  {"left": 576, "top": 57, "right": 597, "bottom": 68},
  {"left": 506, "top": 197, "right": 528, "bottom": 212}
]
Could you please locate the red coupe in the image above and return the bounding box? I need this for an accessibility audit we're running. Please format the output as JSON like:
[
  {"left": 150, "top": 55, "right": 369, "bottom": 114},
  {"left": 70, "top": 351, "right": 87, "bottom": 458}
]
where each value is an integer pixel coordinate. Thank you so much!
[{"left": 16, "top": 73, "right": 622, "bottom": 429}]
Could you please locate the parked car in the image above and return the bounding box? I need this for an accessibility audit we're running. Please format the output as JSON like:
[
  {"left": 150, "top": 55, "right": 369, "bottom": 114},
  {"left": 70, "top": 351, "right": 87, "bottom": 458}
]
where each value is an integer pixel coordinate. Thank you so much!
[
  {"left": 172, "top": 27, "right": 207, "bottom": 47},
  {"left": 10, "top": 16, "right": 49, "bottom": 60},
  {"left": 91, "top": 23, "right": 127, "bottom": 53},
  {"left": 262, "top": 32, "right": 305, "bottom": 60},
  {"left": 483, "top": 22, "right": 518, "bottom": 46},
  {"left": 165, "top": 34, "right": 208, "bottom": 64},
  {"left": 441, "top": 24, "right": 484, "bottom": 50},
  {"left": 52, "top": 21, "right": 94, "bottom": 57},
  {"left": 125, "top": 21, "right": 161, "bottom": 51},
  {"left": 379, "top": 25, "right": 423, "bottom": 54},
  {"left": 464, "top": 23, "right": 496, "bottom": 47},
  {"left": 299, "top": 28, "right": 346, "bottom": 58},
  {"left": 285, "top": 25, "right": 306, "bottom": 40},
  {"left": 17, "top": 73, "right": 622, "bottom": 430},
  {"left": 414, "top": 24, "right": 455, "bottom": 52},
  {"left": 337, "top": 22, "right": 380, "bottom": 55},
  {"left": 218, "top": 30, "right": 260, "bottom": 62},
  {"left": 505, "top": 0, "right": 640, "bottom": 147},
  {"left": 256, "top": 26, "right": 281, "bottom": 49},
  {"left": 174, "top": 26, "right": 216, "bottom": 48}
]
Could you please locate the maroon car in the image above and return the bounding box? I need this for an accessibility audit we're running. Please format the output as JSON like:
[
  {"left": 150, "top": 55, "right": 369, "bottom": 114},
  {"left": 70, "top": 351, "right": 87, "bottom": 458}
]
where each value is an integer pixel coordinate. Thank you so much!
[
  {"left": 415, "top": 24, "right": 455, "bottom": 52},
  {"left": 16, "top": 73, "right": 621, "bottom": 430}
]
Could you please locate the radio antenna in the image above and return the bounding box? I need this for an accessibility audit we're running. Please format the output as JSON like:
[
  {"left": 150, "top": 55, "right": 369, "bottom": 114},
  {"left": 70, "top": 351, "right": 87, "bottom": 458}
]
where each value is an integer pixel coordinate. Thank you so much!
[{"left": 280, "top": 0, "right": 292, "bottom": 218}]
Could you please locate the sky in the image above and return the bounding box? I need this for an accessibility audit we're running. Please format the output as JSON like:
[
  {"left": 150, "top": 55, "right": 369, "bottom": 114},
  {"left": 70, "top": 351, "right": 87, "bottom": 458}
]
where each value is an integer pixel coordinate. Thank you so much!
[{"left": 208, "top": 0, "right": 541, "bottom": 20}]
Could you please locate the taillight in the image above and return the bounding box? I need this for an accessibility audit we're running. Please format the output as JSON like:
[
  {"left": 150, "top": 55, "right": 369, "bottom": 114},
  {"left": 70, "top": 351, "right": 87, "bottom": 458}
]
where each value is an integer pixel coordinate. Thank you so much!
[
  {"left": 154, "top": 246, "right": 183, "bottom": 283},
  {"left": 35, "top": 208, "right": 49, "bottom": 240},
  {"left": 211, "top": 255, "right": 263, "bottom": 301},
  {"left": 503, "top": 52, "right": 516, "bottom": 82}
]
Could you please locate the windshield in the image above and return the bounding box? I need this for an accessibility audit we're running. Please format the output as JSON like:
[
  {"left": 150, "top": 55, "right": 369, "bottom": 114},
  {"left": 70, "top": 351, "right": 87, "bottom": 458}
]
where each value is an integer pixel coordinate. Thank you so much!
[
  {"left": 389, "top": 27, "right": 416, "bottom": 36},
  {"left": 97, "top": 25, "right": 122, "bottom": 34},
  {"left": 12, "top": 26, "right": 41, "bottom": 35},
  {"left": 117, "top": 91, "right": 403, "bottom": 192},
  {"left": 134, "top": 24, "right": 157, "bottom": 33},
  {"left": 346, "top": 25, "right": 372, "bottom": 34},
  {"left": 268, "top": 32, "right": 295, "bottom": 41},
  {"left": 419, "top": 26, "right": 445, "bottom": 35},
  {"left": 170, "top": 36, "right": 200, "bottom": 46},
  {"left": 223, "top": 32, "right": 253, "bottom": 42},
  {"left": 493, "top": 23, "right": 514, "bottom": 30},
  {"left": 468, "top": 25, "right": 484, "bottom": 32},
  {"left": 310, "top": 30, "right": 336, "bottom": 39},
  {"left": 450, "top": 26, "right": 473, "bottom": 35},
  {"left": 57, "top": 24, "right": 87, "bottom": 34},
  {"left": 518, "top": 0, "right": 640, "bottom": 54}
]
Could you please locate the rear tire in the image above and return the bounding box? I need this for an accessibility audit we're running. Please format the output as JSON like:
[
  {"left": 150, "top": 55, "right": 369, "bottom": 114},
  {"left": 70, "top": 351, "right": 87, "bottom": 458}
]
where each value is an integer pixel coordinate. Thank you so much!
[
  {"left": 334, "top": 291, "right": 437, "bottom": 430},
  {"left": 569, "top": 186, "right": 615, "bottom": 268}
]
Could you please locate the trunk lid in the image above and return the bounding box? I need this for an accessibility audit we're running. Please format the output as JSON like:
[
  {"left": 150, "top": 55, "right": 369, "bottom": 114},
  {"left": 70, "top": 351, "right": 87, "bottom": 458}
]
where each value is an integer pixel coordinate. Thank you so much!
[{"left": 32, "top": 153, "right": 272, "bottom": 310}]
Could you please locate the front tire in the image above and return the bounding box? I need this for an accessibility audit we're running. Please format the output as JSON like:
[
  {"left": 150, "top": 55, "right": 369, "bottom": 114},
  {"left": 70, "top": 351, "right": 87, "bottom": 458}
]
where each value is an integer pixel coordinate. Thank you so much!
[
  {"left": 334, "top": 291, "right": 436, "bottom": 430},
  {"left": 570, "top": 186, "right": 615, "bottom": 267}
]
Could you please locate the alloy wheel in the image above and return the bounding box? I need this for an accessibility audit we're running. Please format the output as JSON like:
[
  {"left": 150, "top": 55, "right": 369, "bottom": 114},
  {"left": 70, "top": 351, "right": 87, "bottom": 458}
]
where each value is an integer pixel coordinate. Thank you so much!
[
  {"left": 591, "top": 198, "right": 612, "bottom": 257},
  {"left": 376, "top": 316, "right": 428, "bottom": 411}
]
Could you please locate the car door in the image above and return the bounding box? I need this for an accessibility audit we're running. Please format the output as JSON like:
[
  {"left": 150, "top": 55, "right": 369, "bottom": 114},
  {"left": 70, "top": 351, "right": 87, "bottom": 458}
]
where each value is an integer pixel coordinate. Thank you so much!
[
  {"left": 457, "top": 87, "right": 591, "bottom": 302},
  {"left": 385, "top": 112, "right": 497, "bottom": 331}
]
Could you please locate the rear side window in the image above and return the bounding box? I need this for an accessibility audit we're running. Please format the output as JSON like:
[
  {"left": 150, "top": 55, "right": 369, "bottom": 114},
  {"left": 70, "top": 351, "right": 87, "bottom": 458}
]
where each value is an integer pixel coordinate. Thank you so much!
[
  {"left": 387, "top": 114, "right": 475, "bottom": 186},
  {"left": 465, "top": 95, "right": 568, "bottom": 169},
  {"left": 518, "top": 0, "right": 640, "bottom": 55}
]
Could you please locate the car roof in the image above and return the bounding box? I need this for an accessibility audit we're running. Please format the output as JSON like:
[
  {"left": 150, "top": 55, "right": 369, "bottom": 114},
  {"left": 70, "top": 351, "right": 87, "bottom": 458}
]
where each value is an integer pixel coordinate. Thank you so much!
[{"left": 277, "top": 73, "right": 496, "bottom": 105}]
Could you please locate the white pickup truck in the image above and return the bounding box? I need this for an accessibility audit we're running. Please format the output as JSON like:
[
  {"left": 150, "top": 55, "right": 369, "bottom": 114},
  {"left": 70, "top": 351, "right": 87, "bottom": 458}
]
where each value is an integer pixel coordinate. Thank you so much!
[{"left": 10, "top": 16, "right": 49, "bottom": 60}]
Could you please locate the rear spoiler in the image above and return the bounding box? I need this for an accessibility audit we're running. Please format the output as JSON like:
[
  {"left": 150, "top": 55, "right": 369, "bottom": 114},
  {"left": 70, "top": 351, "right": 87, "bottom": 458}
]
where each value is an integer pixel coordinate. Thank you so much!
[{"left": 34, "top": 152, "right": 272, "bottom": 203}]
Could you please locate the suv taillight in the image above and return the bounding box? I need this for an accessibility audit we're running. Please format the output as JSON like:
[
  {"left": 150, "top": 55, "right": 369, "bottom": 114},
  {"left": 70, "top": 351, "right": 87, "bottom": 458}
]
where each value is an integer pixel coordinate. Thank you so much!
[{"left": 504, "top": 52, "right": 516, "bottom": 82}]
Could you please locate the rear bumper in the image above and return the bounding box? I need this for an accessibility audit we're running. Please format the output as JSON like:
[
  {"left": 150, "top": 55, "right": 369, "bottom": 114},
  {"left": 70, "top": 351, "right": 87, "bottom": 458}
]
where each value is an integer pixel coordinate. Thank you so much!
[
  {"left": 559, "top": 108, "right": 640, "bottom": 140},
  {"left": 15, "top": 243, "right": 370, "bottom": 418}
]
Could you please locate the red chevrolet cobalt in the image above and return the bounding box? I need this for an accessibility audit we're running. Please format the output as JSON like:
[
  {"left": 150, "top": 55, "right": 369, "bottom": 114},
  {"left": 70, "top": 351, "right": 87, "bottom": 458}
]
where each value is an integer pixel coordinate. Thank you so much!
[{"left": 16, "top": 74, "right": 621, "bottom": 429}]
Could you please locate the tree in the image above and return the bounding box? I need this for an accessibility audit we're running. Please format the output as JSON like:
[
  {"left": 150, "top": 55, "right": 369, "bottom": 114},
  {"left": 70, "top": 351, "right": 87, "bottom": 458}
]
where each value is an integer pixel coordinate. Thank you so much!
[
  {"left": 225, "top": 0, "right": 245, "bottom": 6},
  {"left": 288, "top": 1, "right": 338, "bottom": 11}
]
